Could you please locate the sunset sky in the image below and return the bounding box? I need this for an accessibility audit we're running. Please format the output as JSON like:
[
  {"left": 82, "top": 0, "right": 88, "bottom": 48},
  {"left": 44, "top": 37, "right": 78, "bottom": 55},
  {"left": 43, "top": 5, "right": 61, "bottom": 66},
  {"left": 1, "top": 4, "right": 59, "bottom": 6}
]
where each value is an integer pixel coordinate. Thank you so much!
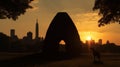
[{"left": 0, "top": 0, "right": 120, "bottom": 45}]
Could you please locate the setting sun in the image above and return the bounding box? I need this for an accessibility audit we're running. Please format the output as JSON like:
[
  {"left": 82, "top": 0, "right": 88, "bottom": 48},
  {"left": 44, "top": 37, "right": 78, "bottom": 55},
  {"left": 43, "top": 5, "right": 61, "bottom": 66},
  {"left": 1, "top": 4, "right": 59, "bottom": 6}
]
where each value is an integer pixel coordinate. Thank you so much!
[
  {"left": 79, "top": 31, "right": 103, "bottom": 43},
  {"left": 86, "top": 36, "right": 92, "bottom": 40}
]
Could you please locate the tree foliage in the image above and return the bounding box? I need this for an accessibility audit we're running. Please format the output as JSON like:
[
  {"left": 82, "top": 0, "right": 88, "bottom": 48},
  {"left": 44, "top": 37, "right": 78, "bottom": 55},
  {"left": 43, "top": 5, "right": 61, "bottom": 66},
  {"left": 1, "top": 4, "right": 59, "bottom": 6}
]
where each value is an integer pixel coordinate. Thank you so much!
[
  {"left": 0, "top": 32, "right": 10, "bottom": 50},
  {"left": 93, "top": 0, "right": 120, "bottom": 27},
  {"left": 0, "top": 0, "right": 33, "bottom": 20}
]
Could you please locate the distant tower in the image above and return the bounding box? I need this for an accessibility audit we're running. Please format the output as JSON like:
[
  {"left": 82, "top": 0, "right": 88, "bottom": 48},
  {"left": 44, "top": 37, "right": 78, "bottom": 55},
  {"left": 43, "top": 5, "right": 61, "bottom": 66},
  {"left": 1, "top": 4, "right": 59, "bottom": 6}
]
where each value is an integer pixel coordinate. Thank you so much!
[
  {"left": 10, "top": 29, "right": 15, "bottom": 38},
  {"left": 35, "top": 19, "right": 39, "bottom": 39}
]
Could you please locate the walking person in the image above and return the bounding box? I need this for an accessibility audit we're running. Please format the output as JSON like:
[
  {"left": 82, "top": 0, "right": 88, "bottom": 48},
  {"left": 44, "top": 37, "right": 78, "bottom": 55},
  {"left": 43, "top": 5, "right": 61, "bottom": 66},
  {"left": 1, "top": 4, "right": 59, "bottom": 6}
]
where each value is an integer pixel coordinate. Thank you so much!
[{"left": 90, "top": 47, "right": 101, "bottom": 63}]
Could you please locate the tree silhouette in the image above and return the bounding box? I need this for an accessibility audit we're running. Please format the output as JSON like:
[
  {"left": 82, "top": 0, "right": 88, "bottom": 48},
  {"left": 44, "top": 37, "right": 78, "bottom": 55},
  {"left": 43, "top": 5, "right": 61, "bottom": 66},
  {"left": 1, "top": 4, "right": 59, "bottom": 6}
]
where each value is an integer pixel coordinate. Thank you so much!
[
  {"left": 93, "top": 0, "right": 120, "bottom": 27},
  {"left": 0, "top": 0, "right": 33, "bottom": 20},
  {"left": 0, "top": 32, "right": 10, "bottom": 50}
]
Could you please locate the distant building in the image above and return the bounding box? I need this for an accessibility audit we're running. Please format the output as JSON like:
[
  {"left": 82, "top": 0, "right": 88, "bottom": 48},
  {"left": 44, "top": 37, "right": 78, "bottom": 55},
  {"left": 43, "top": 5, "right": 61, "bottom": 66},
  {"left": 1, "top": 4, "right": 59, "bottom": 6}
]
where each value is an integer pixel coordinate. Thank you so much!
[
  {"left": 35, "top": 19, "right": 39, "bottom": 39},
  {"left": 90, "top": 40, "right": 95, "bottom": 45},
  {"left": 85, "top": 40, "right": 95, "bottom": 45},
  {"left": 106, "top": 40, "right": 110, "bottom": 44},
  {"left": 27, "top": 31, "right": 33, "bottom": 40},
  {"left": 85, "top": 40, "right": 89, "bottom": 45},
  {"left": 10, "top": 29, "right": 18, "bottom": 41},
  {"left": 98, "top": 39, "right": 102, "bottom": 45},
  {"left": 10, "top": 29, "right": 15, "bottom": 38},
  {"left": 22, "top": 31, "right": 33, "bottom": 45}
]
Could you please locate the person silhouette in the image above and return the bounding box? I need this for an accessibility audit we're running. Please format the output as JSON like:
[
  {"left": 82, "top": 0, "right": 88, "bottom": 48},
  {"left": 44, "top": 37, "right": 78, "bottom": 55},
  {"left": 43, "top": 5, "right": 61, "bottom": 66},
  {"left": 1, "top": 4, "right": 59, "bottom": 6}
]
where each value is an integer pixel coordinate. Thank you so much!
[{"left": 90, "top": 47, "right": 101, "bottom": 62}]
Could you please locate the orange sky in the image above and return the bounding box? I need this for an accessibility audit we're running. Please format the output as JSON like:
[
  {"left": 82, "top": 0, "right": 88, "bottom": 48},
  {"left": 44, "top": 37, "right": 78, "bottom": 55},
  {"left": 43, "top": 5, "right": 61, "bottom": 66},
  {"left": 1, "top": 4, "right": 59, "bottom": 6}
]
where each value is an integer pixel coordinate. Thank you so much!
[{"left": 0, "top": 0, "right": 120, "bottom": 45}]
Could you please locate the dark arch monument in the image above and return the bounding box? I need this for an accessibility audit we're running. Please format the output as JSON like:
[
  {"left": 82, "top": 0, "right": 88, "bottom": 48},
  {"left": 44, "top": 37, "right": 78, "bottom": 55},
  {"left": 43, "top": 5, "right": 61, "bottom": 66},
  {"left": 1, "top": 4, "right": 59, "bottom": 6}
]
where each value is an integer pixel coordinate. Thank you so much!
[{"left": 43, "top": 12, "right": 82, "bottom": 56}]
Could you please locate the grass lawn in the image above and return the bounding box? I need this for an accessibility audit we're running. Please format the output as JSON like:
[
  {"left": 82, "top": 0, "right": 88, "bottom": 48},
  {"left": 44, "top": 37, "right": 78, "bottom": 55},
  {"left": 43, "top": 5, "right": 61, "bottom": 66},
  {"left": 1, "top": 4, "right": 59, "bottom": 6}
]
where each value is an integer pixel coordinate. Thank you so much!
[{"left": 0, "top": 53, "right": 120, "bottom": 67}]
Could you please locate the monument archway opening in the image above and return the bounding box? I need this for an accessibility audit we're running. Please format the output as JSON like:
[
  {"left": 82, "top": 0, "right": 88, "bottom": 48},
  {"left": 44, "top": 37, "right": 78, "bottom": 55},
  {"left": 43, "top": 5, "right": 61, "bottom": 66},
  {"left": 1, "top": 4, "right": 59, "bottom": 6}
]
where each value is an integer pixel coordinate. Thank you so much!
[
  {"left": 59, "top": 40, "right": 66, "bottom": 52},
  {"left": 59, "top": 40, "right": 66, "bottom": 45}
]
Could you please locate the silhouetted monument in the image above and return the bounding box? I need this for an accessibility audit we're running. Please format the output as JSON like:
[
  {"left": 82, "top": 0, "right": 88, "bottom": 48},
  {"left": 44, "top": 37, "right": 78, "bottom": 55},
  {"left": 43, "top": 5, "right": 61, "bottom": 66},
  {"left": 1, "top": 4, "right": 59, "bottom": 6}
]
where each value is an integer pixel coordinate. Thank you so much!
[{"left": 43, "top": 12, "right": 82, "bottom": 56}]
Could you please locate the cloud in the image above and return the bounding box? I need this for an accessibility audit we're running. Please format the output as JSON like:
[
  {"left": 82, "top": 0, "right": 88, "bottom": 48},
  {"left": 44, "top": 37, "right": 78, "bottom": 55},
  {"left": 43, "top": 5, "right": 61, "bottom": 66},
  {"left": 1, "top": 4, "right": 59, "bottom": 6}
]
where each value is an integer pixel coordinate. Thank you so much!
[
  {"left": 38, "top": 0, "right": 94, "bottom": 13},
  {"left": 32, "top": 0, "right": 39, "bottom": 4},
  {"left": 73, "top": 12, "right": 99, "bottom": 23},
  {"left": 97, "top": 23, "right": 120, "bottom": 34}
]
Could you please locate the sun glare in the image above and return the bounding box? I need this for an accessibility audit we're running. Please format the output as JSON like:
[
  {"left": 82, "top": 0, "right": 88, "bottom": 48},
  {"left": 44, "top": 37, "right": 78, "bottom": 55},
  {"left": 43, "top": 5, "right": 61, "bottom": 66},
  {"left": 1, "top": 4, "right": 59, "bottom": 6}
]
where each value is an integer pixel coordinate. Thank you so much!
[{"left": 86, "top": 36, "right": 92, "bottom": 40}]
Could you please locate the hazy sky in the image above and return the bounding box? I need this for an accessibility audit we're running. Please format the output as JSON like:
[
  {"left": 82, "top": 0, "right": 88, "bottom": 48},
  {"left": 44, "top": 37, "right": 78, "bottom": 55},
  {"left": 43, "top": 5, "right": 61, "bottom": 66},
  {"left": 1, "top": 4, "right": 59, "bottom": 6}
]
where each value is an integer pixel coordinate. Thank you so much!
[{"left": 0, "top": 0, "right": 120, "bottom": 45}]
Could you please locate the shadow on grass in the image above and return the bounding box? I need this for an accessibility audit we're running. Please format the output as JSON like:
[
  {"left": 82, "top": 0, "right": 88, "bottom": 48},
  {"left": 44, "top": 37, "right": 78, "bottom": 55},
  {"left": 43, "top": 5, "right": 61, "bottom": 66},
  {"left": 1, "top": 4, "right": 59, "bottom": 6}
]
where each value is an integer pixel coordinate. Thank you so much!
[
  {"left": 93, "top": 60, "right": 104, "bottom": 65},
  {"left": 0, "top": 52, "right": 77, "bottom": 67}
]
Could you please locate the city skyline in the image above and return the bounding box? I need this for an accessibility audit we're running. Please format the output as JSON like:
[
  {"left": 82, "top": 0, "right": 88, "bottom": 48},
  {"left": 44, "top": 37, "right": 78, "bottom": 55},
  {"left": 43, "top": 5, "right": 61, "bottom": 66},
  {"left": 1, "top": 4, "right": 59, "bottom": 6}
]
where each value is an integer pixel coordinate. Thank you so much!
[
  {"left": 0, "top": 18, "right": 117, "bottom": 45},
  {"left": 1, "top": 22, "right": 111, "bottom": 45},
  {"left": 8, "top": 19, "right": 42, "bottom": 40},
  {"left": 0, "top": 0, "right": 120, "bottom": 45}
]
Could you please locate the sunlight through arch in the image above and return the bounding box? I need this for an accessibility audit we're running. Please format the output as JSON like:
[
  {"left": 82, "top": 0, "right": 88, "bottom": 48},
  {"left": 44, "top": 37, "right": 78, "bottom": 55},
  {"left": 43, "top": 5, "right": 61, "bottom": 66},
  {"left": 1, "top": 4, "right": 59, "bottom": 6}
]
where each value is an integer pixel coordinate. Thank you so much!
[
  {"left": 59, "top": 40, "right": 66, "bottom": 52},
  {"left": 59, "top": 40, "right": 66, "bottom": 45}
]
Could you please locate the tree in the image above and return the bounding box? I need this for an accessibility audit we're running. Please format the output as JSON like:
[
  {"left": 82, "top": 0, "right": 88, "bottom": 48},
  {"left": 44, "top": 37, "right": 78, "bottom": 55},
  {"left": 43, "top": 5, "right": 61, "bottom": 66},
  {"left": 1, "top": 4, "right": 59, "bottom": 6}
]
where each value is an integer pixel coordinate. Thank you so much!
[
  {"left": 0, "top": 0, "right": 33, "bottom": 20},
  {"left": 0, "top": 32, "right": 10, "bottom": 50},
  {"left": 93, "top": 0, "right": 120, "bottom": 27}
]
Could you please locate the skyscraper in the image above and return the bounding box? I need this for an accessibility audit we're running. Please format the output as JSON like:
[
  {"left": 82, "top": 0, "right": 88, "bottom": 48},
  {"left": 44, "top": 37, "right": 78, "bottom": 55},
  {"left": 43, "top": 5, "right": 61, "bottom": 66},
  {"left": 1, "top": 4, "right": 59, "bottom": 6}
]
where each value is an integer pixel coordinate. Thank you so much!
[
  {"left": 10, "top": 29, "right": 15, "bottom": 38},
  {"left": 10, "top": 29, "right": 18, "bottom": 41},
  {"left": 35, "top": 19, "right": 39, "bottom": 39}
]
